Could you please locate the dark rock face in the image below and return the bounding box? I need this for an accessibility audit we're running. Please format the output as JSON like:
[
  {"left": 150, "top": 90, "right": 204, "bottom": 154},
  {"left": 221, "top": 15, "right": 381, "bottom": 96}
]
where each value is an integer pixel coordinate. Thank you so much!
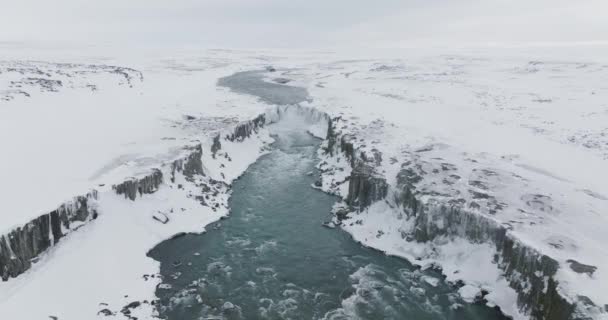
[
  {"left": 324, "top": 116, "right": 584, "bottom": 320},
  {"left": 209, "top": 113, "right": 268, "bottom": 159},
  {"left": 409, "top": 201, "right": 577, "bottom": 319},
  {"left": 325, "top": 118, "right": 338, "bottom": 156},
  {"left": 171, "top": 144, "right": 204, "bottom": 182},
  {"left": 115, "top": 143, "right": 206, "bottom": 200},
  {"left": 566, "top": 259, "right": 597, "bottom": 276},
  {"left": 346, "top": 163, "right": 388, "bottom": 210},
  {"left": 113, "top": 169, "right": 163, "bottom": 201},
  {"left": 211, "top": 135, "right": 222, "bottom": 158},
  {"left": 340, "top": 135, "right": 356, "bottom": 167},
  {"left": 226, "top": 114, "right": 266, "bottom": 142},
  {"left": 97, "top": 308, "right": 114, "bottom": 316},
  {"left": 0, "top": 192, "right": 98, "bottom": 281},
  {"left": 393, "top": 166, "right": 585, "bottom": 320}
]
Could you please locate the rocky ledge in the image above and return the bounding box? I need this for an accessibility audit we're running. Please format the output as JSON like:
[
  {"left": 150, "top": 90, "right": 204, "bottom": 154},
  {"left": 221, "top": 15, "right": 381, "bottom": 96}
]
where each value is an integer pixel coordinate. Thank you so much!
[
  {"left": 0, "top": 113, "right": 268, "bottom": 283},
  {"left": 319, "top": 115, "right": 605, "bottom": 320},
  {"left": 0, "top": 191, "right": 98, "bottom": 281}
]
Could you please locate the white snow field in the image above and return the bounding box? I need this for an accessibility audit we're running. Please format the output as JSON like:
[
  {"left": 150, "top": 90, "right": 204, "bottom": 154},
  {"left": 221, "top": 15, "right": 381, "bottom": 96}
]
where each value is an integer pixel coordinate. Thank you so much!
[
  {"left": 0, "top": 44, "right": 607, "bottom": 319},
  {"left": 303, "top": 48, "right": 608, "bottom": 319}
]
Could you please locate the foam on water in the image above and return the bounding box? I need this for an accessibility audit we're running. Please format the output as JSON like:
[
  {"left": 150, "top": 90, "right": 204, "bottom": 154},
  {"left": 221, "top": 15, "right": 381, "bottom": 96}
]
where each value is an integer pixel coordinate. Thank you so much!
[{"left": 149, "top": 124, "right": 508, "bottom": 320}]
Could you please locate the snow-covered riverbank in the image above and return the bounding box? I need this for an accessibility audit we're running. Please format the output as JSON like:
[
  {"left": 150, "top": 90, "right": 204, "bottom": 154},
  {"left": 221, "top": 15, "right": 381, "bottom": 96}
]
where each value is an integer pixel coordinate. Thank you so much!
[
  {"left": 0, "top": 106, "right": 275, "bottom": 319},
  {"left": 0, "top": 46, "right": 279, "bottom": 319}
]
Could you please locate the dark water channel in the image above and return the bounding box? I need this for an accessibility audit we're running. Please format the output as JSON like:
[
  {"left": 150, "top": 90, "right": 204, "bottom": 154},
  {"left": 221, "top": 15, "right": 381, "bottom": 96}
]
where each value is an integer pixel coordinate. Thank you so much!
[{"left": 149, "top": 124, "right": 508, "bottom": 320}]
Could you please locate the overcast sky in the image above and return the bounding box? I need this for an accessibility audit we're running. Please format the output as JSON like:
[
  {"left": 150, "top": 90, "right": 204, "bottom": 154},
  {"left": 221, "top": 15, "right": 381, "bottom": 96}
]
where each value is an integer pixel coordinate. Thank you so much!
[{"left": 1, "top": 0, "right": 607, "bottom": 48}]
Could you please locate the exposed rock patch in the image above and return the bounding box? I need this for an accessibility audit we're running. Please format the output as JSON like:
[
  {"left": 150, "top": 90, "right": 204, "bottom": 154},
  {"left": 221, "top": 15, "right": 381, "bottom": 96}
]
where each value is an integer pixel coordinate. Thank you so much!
[{"left": 566, "top": 259, "right": 597, "bottom": 276}]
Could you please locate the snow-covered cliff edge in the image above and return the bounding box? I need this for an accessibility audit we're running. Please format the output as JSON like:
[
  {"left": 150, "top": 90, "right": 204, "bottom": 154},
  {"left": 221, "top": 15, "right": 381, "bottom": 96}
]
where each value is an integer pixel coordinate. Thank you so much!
[{"left": 316, "top": 111, "right": 607, "bottom": 320}]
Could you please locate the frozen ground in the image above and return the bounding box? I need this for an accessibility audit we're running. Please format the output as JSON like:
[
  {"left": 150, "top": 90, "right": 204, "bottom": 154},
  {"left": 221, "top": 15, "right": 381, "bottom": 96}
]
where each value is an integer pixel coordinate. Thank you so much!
[{"left": 1, "top": 43, "right": 607, "bottom": 319}]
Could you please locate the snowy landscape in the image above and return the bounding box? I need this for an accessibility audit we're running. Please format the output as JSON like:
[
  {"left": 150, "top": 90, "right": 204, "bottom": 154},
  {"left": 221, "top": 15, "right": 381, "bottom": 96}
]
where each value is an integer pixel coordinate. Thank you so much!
[{"left": 1, "top": 1, "right": 608, "bottom": 320}]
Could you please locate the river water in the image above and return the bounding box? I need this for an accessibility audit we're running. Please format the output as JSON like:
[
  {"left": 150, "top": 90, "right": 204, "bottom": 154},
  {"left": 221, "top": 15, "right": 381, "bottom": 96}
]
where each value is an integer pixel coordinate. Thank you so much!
[{"left": 149, "top": 121, "right": 507, "bottom": 320}]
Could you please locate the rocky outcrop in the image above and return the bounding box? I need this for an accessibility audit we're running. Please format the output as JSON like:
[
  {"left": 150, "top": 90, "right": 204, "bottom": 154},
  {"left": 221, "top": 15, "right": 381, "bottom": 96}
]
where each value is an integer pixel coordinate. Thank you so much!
[
  {"left": 0, "top": 191, "right": 98, "bottom": 281},
  {"left": 113, "top": 169, "right": 164, "bottom": 201},
  {"left": 346, "top": 162, "right": 388, "bottom": 210},
  {"left": 171, "top": 144, "right": 204, "bottom": 181},
  {"left": 340, "top": 135, "right": 356, "bottom": 167},
  {"left": 1, "top": 141, "right": 208, "bottom": 282},
  {"left": 114, "top": 143, "right": 206, "bottom": 201},
  {"left": 226, "top": 114, "right": 266, "bottom": 142},
  {"left": 0, "top": 104, "right": 283, "bottom": 286},
  {"left": 211, "top": 135, "right": 222, "bottom": 158},
  {"left": 324, "top": 119, "right": 588, "bottom": 320},
  {"left": 325, "top": 118, "right": 338, "bottom": 155},
  {"left": 327, "top": 123, "right": 386, "bottom": 210},
  {"left": 208, "top": 114, "right": 267, "bottom": 160},
  {"left": 409, "top": 201, "right": 577, "bottom": 319},
  {"left": 1, "top": 61, "right": 143, "bottom": 101},
  {"left": 0, "top": 105, "right": 277, "bottom": 284},
  {"left": 217, "top": 70, "right": 309, "bottom": 106}
]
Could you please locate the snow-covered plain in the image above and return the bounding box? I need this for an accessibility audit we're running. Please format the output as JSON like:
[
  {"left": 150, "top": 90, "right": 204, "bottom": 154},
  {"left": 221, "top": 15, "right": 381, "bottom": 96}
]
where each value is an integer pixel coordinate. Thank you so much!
[
  {"left": 1, "top": 44, "right": 607, "bottom": 319},
  {"left": 304, "top": 48, "right": 608, "bottom": 319}
]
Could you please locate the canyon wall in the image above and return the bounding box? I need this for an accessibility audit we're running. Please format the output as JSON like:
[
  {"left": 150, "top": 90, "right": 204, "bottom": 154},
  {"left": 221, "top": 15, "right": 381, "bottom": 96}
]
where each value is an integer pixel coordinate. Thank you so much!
[
  {"left": 323, "top": 118, "right": 586, "bottom": 320},
  {"left": 0, "top": 114, "right": 267, "bottom": 282}
]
